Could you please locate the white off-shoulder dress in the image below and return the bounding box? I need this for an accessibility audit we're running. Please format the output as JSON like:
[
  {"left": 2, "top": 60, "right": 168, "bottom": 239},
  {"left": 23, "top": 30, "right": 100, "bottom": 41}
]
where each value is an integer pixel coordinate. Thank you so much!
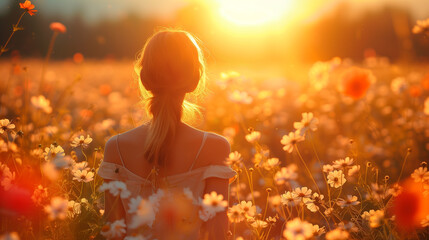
[{"left": 97, "top": 132, "right": 237, "bottom": 239}]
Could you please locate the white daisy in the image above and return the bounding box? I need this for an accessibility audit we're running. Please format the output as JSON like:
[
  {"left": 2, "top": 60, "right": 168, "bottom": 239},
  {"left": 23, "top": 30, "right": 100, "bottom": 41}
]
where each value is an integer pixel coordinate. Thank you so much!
[
  {"left": 128, "top": 197, "right": 156, "bottom": 229},
  {"left": 293, "top": 112, "right": 319, "bottom": 135},
  {"left": 281, "top": 131, "right": 305, "bottom": 153},
  {"left": 44, "top": 197, "right": 68, "bottom": 220},
  {"left": 43, "top": 144, "right": 65, "bottom": 161},
  {"left": 70, "top": 134, "right": 93, "bottom": 148},
  {"left": 101, "top": 219, "right": 126, "bottom": 239},
  {"left": 274, "top": 166, "right": 298, "bottom": 184},
  {"left": 225, "top": 151, "right": 243, "bottom": 166},
  {"left": 332, "top": 157, "right": 354, "bottom": 169},
  {"left": 337, "top": 195, "right": 360, "bottom": 208},
  {"left": 283, "top": 218, "right": 314, "bottom": 240},
  {"left": 72, "top": 169, "right": 94, "bottom": 183},
  {"left": 31, "top": 95, "right": 52, "bottom": 114},
  {"left": 0, "top": 119, "right": 15, "bottom": 134},
  {"left": 0, "top": 163, "right": 15, "bottom": 191},
  {"left": 411, "top": 167, "right": 429, "bottom": 183},
  {"left": 292, "top": 187, "right": 312, "bottom": 203},
  {"left": 245, "top": 131, "right": 261, "bottom": 143},
  {"left": 200, "top": 191, "right": 228, "bottom": 221},
  {"left": 281, "top": 191, "right": 299, "bottom": 207},
  {"left": 99, "top": 181, "right": 131, "bottom": 199},
  {"left": 327, "top": 170, "right": 346, "bottom": 188},
  {"left": 325, "top": 228, "right": 349, "bottom": 240}
]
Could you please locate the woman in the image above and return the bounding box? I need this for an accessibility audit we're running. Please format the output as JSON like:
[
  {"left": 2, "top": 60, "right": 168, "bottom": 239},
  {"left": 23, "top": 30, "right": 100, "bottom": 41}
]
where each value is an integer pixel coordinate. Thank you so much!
[{"left": 98, "top": 29, "right": 236, "bottom": 239}]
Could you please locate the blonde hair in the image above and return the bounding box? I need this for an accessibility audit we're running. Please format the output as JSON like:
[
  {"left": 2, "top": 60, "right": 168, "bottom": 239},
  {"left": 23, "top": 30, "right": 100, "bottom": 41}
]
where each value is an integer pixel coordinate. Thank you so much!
[{"left": 135, "top": 29, "right": 206, "bottom": 167}]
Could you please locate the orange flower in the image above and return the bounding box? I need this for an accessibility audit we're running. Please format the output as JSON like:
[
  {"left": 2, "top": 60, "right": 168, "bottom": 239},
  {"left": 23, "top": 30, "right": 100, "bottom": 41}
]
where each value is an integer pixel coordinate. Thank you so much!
[
  {"left": 409, "top": 85, "right": 422, "bottom": 98},
  {"left": 422, "top": 74, "right": 429, "bottom": 90},
  {"left": 341, "top": 67, "right": 374, "bottom": 100},
  {"left": 19, "top": 1, "right": 37, "bottom": 16},
  {"left": 99, "top": 84, "right": 112, "bottom": 96},
  {"left": 73, "top": 52, "right": 84, "bottom": 64},
  {"left": 392, "top": 179, "right": 429, "bottom": 231},
  {"left": 49, "top": 22, "right": 67, "bottom": 33}
]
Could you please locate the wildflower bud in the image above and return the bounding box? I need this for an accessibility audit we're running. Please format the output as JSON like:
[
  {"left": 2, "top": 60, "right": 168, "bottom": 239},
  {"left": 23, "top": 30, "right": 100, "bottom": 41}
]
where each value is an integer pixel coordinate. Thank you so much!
[
  {"left": 249, "top": 167, "right": 254, "bottom": 172},
  {"left": 407, "top": 148, "right": 411, "bottom": 153},
  {"left": 53, "top": 141, "right": 58, "bottom": 146},
  {"left": 384, "top": 175, "right": 390, "bottom": 181},
  {"left": 94, "top": 148, "right": 99, "bottom": 152},
  {"left": 366, "top": 162, "right": 372, "bottom": 167},
  {"left": 421, "top": 162, "right": 427, "bottom": 168},
  {"left": 349, "top": 139, "right": 354, "bottom": 144},
  {"left": 38, "top": 144, "right": 42, "bottom": 148},
  {"left": 17, "top": 130, "right": 24, "bottom": 136},
  {"left": 91, "top": 168, "right": 95, "bottom": 172},
  {"left": 248, "top": 127, "right": 254, "bottom": 133},
  {"left": 266, "top": 188, "right": 272, "bottom": 193},
  {"left": 14, "top": 117, "right": 20, "bottom": 122}
]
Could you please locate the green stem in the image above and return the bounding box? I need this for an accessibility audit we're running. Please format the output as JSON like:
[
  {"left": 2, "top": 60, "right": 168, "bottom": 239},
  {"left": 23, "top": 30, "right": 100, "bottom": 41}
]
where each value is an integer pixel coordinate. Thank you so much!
[
  {"left": 78, "top": 182, "right": 84, "bottom": 199},
  {"left": 0, "top": 12, "right": 26, "bottom": 56},
  {"left": 104, "top": 195, "right": 120, "bottom": 221},
  {"left": 236, "top": 174, "right": 240, "bottom": 202},
  {"left": 309, "top": 131, "right": 332, "bottom": 207},
  {"left": 397, "top": 151, "right": 410, "bottom": 184},
  {"left": 39, "top": 32, "right": 59, "bottom": 92},
  {"left": 263, "top": 191, "right": 270, "bottom": 220},
  {"left": 233, "top": 222, "right": 236, "bottom": 240},
  {"left": 295, "top": 145, "right": 321, "bottom": 193}
]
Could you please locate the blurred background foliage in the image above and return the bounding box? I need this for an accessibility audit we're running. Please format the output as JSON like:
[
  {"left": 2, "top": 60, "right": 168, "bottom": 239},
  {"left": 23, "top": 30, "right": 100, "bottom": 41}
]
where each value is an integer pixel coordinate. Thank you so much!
[{"left": 0, "top": 0, "right": 428, "bottom": 63}]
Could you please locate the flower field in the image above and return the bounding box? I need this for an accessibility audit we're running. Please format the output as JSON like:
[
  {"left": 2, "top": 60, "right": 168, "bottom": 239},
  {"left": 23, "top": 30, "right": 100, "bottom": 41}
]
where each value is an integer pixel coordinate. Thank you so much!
[{"left": 1, "top": 1, "right": 429, "bottom": 240}]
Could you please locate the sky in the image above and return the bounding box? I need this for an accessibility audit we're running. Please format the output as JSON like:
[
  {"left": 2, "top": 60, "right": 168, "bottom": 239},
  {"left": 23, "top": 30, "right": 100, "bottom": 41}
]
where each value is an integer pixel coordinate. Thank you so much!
[{"left": 0, "top": 0, "right": 428, "bottom": 23}]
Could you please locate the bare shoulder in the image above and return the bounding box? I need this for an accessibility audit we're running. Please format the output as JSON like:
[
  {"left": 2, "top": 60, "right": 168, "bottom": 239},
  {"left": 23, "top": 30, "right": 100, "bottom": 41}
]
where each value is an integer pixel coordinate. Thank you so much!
[
  {"left": 103, "top": 124, "right": 148, "bottom": 165},
  {"left": 203, "top": 132, "right": 231, "bottom": 166},
  {"left": 103, "top": 135, "right": 121, "bottom": 165}
]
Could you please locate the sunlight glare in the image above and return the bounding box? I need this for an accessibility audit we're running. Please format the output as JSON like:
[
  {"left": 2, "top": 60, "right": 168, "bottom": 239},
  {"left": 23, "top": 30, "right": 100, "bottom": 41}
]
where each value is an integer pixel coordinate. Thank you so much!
[{"left": 217, "top": 0, "right": 294, "bottom": 26}]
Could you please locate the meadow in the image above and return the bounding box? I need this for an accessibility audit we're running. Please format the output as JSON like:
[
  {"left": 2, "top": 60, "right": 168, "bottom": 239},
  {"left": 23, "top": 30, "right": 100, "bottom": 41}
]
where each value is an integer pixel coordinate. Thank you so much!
[{"left": 1, "top": 1, "right": 429, "bottom": 240}]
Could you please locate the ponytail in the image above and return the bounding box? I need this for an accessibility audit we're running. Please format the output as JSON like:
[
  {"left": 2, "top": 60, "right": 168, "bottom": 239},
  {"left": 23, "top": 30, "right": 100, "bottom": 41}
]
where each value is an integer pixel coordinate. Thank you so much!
[{"left": 143, "top": 93, "right": 183, "bottom": 166}]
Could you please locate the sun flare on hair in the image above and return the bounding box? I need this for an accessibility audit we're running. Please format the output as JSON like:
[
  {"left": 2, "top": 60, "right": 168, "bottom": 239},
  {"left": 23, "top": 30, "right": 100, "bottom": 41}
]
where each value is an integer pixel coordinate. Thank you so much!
[{"left": 216, "top": 0, "right": 294, "bottom": 26}]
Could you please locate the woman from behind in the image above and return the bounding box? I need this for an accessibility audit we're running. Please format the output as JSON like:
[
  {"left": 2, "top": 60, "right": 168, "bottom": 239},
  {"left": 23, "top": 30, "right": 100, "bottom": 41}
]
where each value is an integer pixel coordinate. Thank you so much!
[{"left": 98, "top": 29, "right": 236, "bottom": 240}]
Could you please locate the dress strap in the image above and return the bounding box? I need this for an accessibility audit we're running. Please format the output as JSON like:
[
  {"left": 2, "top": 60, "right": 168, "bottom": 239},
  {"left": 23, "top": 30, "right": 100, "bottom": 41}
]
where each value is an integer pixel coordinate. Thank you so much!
[
  {"left": 116, "top": 134, "right": 126, "bottom": 167},
  {"left": 188, "top": 132, "right": 207, "bottom": 171}
]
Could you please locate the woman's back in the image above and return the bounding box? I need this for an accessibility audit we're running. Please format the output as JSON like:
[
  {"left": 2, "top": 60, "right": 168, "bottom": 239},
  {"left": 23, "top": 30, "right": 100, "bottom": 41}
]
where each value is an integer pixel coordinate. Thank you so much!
[
  {"left": 109, "top": 123, "right": 227, "bottom": 178},
  {"left": 98, "top": 122, "right": 236, "bottom": 239},
  {"left": 98, "top": 29, "right": 235, "bottom": 239}
]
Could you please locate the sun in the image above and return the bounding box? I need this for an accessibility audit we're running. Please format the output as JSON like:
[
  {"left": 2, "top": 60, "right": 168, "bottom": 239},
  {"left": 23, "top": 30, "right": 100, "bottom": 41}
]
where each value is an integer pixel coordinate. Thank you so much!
[{"left": 216, "top": 0, "right": 294, "bottom": 26}]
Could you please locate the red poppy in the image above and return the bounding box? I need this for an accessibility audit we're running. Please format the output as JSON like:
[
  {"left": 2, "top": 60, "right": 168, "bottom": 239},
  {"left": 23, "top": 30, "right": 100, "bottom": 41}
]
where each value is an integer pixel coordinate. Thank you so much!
[
  {"left": 341, "top": 67, "right": 374, "bottom": 100},
  {"left": 421, "top": 74, "right": 429, "bottom": 90},
  {"left": 19, "top": 1, "right": 37, "bottom": 16},
  {"left": 73, "top": 52, "right": 84, "bottom": 63},
  {"left": 99, "top": 84, "right": 112, "bottom": 96},
  {"left": 409, "top": 85, "right": 422, "bottom": 98},
  {"left": 49, "top": 22, "right": 67, "bottom": 33},
  {"left": 392, "top": 179, "right": 429, "bottom": 231}
]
